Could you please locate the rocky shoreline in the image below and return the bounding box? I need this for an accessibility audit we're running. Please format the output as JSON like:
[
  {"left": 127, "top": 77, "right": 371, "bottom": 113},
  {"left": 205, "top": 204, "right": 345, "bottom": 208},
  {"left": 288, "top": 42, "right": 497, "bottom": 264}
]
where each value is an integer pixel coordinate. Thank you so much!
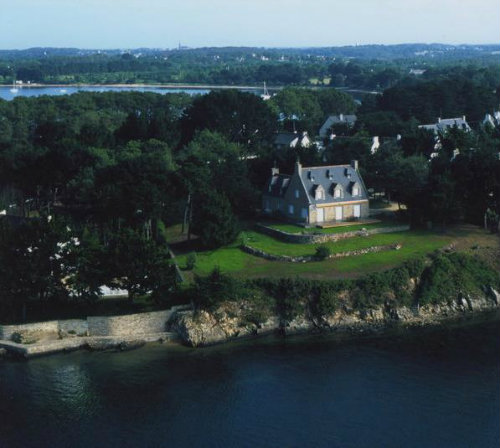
[
  {"left": 2, "top": 288, "right": 499, "bottom": 359},
  {"left": 169, "top": 288, "right": 500, "bottom": 347}
]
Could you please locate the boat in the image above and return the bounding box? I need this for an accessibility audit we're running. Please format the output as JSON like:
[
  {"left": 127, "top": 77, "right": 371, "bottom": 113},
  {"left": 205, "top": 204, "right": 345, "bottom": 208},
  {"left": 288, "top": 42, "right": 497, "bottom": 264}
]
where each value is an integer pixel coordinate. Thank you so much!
[
  {"left": 9, "top": 80, "right": 18, "bottom": 94},
  {"left": 261, "top": 81, "right": 271, "bottom": 101}
]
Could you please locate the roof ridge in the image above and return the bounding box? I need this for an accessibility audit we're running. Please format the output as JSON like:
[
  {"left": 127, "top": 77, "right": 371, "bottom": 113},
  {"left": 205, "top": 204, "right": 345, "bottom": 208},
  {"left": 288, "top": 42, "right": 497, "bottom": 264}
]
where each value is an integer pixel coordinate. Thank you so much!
[{"left": 302, "top": 164, "right": 351, "bottom": 169}]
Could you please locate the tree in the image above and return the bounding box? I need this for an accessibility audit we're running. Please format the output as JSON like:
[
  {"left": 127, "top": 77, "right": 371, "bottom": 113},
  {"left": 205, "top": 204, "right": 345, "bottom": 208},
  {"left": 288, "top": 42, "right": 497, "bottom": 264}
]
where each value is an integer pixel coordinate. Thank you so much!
[
  {"left": 106, "top": 227, "right": 176, "bottom": 302},
  {"left": 190, "top": 189, "right": 239, "bottom": 249},
  {"left": 0, "top": 217, "right": 70, "bottom": 321},
  {"left": 180, "top": 90, "right": 275, "bottom": 146}
]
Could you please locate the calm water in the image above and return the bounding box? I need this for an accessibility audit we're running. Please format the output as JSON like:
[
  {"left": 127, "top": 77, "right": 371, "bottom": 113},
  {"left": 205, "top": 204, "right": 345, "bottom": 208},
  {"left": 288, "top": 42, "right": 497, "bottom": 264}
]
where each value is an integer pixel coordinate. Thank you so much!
[
  {"left": 0, "top": 319, "right": 498, "bottom": 448},
  {"left": 0, "top": 85, "right": 212, "bottom": 101}
]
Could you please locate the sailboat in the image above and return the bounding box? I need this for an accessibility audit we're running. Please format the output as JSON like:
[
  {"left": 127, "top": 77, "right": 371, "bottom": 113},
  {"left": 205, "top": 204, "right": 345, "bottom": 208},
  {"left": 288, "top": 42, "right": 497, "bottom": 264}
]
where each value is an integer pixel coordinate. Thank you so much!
[
  {"left": 10, "top": 80, "right": 19, "bottom": 94},
  {"left": 261, "top": 81, "right": 271, "bottom": 101}
]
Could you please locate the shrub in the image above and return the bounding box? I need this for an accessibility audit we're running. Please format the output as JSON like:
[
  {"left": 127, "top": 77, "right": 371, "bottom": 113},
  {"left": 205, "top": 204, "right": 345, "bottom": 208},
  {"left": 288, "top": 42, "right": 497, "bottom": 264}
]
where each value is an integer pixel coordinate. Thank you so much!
[
  {"left": 193, "top": 267, "right": 249, "bottom": 310},
  {"left": 315, "top": 244, "right": 331, "bottom": 260},
  {"left": 186, "top": 252, "right": 197, "bottom": 270},
  {"left": 418, "top": 253, "right": 500, "bottom": 305}
]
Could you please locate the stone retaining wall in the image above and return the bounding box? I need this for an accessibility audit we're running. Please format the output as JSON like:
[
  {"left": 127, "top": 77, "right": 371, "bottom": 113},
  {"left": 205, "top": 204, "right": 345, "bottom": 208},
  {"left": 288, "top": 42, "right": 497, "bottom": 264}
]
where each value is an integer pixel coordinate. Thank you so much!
[
  {"left": 255, "top": 223, "right": 410, "bottom": 244},
  {"left": 0, "top": 305, "right": 191, "bottom": 341},
  {"left": 0, "top": 319, "right": 88, "bottom": 340},
  {"left": 87, "top": 310, "right": 174, "bottom": 337},
  {"left": 241, "top": 243, "right": 401, "bottom": 263}
]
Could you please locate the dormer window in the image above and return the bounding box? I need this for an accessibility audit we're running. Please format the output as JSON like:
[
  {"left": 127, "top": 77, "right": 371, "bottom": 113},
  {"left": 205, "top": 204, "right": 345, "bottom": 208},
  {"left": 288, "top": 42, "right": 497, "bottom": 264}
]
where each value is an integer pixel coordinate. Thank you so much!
[
  {"left": 351, "top": 182, "right": 361, "bottom": 197},
  {"left": 314, "top": 185, "right": 325, "bottom": 200},
  {"left": 332, "top": 184, "right": 343, "bottom": 199}
]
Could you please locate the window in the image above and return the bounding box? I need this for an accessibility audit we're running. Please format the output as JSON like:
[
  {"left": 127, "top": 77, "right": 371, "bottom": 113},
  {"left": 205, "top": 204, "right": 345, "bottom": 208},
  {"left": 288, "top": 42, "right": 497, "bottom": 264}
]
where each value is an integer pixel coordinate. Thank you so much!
[
  {"left": 295, "top": 189, "right": 299, "bottom": 198},
  {"left": 352, "top": 186, "right": 359, "bottom": 196},
  {"left": 301, "top": 208, "right": 308, "bottom": 219},
  {"left": 288, "top": 204, "right": 294, "bottom": 215},
  {"left": 315, "top": 186, "right": 325, "bottom": 200},
  {"left": 264, "top": 199, "right": 270, "bottom": 211},
  {"left": 334, "top": 188, "right": 342, "bottom": 198}
]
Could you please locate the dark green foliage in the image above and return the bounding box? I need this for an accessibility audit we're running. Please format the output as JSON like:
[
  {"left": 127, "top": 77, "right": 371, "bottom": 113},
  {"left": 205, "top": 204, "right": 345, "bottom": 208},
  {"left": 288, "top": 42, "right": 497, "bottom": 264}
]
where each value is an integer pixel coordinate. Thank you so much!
[
  {"left": 419, "top": 253, "right": 500, "bottom": 305},
  {"left": 186, "top": 252, "right": 197, "bottom": 270},
  {"left": 192, "top": 267, "right": 249, "bottom": 310},
  {"left": 315, "top": 245, "right": 331, "bottom": 260},
  {"left": 191, "top": 189, "right": 239, "bottom": 249}
]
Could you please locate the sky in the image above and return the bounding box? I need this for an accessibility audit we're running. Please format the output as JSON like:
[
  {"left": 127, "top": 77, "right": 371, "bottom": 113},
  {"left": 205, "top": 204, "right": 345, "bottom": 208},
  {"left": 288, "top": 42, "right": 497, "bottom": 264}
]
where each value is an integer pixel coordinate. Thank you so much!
[{"left": 0, "top": 0, "right": 499, "bottom": 49}]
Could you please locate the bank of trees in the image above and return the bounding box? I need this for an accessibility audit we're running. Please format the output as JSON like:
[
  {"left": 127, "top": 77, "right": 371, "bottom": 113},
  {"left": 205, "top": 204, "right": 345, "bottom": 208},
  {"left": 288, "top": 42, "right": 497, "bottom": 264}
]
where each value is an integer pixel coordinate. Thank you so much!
[{"left": 0, "top": 84, "right": 499, "bottom": 320}]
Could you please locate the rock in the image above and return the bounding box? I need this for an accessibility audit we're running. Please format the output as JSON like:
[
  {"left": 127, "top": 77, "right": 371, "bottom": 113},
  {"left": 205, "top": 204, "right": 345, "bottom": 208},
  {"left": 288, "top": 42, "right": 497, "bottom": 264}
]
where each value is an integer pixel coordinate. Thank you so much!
[
  {"left": 119, "top": 340, "right": 145, "bottom": 351},
  {"left": 488, "top": 287, "right": 500, "bottom": 305},
  {"left": 86, "top": 339, "right": 120, "bottom": 351}
]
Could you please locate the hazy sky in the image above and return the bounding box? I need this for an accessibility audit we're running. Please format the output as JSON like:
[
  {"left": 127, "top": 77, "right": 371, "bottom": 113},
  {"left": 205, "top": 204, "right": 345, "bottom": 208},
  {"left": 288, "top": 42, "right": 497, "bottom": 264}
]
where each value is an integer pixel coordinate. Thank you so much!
[{"left": 1, "top": 0, "right": 499, "bottom": 49}]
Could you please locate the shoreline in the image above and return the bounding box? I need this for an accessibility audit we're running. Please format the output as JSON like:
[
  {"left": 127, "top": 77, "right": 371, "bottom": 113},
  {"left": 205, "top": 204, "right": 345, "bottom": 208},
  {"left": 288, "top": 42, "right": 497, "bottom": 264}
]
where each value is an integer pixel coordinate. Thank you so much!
[
  {"left": 0, "top": 82, "right": 273, "bottom": 91},
  {"left": 2, "top": 306, "right": 499, "bottom": 361}
]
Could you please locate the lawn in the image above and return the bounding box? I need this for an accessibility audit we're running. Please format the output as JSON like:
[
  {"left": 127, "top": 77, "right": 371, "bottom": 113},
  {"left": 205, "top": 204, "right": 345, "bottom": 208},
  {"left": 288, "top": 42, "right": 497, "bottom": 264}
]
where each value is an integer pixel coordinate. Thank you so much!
[
  {"left": 174, "top": 229, "right": 456, "bottom": 281},
  {"left": 264, "top": 221, "right": 398, "bottom": 235}
]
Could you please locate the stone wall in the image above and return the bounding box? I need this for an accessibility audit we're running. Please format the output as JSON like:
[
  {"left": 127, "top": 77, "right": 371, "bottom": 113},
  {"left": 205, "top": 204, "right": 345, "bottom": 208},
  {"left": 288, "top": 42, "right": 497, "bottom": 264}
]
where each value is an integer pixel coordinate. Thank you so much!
[
  {"left": 0, "top": 305, "right": 191, "bottom": 341},
  {"left": 87, "top": 310, "right": 175, "bottom": 337},
  {"left": 255, "top": 223, "right": 410, "bottom": 244},
  {"left": 241, "top": 243, "right": 401, "bottom": 263},
  {"left": 0, "top": 319, "right": 88, "bottom": 340}
]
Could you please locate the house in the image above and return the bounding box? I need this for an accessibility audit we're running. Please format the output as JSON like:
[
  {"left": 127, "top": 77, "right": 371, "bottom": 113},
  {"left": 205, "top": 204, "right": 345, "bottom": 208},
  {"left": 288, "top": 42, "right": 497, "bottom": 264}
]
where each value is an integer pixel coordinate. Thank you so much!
[
  {"left": 273, "top": 132, "right": 311, "bottom": 150},
  {"left": 418, "top": 116, "right": 471, "bottom": 134},
  {"left": 483, "top": 112, "right": 500, "bottom": 128},
  {"left": 262, "top": 160, "right": 369, "bottom": 225},
  {"left": 319, "top": 114, "right": 357, "bottom": 139}
]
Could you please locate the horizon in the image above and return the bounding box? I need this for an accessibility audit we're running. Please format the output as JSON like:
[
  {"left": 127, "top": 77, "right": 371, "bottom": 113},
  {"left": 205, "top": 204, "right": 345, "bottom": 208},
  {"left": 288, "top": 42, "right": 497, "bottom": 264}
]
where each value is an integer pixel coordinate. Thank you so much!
[
  {"left": 2, "top": 42, "right": 499, "bottom": 52},
  {"left": 1, "top": 0, "right": 499, "bottom": 50}
]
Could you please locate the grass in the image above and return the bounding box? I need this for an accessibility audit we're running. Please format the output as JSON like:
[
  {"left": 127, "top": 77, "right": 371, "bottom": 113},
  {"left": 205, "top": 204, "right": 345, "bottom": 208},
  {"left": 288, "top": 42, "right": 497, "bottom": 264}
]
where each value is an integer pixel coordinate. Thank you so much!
[
  {"left": 174, "top": 229, "right": 455, "bottom": 281},
  {"left": 264, "top": 221, "right": 398, "bottom": 235}
]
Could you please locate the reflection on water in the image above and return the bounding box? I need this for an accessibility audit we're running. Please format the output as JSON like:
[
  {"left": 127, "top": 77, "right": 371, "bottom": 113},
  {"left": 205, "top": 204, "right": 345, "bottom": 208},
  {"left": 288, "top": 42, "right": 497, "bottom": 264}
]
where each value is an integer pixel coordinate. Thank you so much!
[{"left": 0, "top": 318, "right": 499, "bottom": 448}]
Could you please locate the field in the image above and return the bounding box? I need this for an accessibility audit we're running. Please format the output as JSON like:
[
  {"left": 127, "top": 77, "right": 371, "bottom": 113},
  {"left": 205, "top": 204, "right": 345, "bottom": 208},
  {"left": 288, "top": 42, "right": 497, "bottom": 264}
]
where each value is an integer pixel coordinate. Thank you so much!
[{"left": 171, "top": 223, "right": 499, "bottom": 282}]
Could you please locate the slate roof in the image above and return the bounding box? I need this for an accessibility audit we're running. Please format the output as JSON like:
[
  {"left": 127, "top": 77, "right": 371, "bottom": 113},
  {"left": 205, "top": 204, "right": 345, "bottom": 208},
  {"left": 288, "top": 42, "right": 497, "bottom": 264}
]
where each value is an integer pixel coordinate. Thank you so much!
[
  {"left": 419, "top": 117, "right": 471, "bottom": 133},
  {"left": 265, "top": 174, "right": 291, "bottom": 198},
  {"left": 299, "top": 165, "right": 368, "bottom": 205},
  {"left": 274, "top": 133, "right": 297, "bottom": 146},
  {"left": 319, "top": 114, "right": 357, "bottom": 137},
  {"left": 483, "top": 112, "right": 500, "bottom": 127}
]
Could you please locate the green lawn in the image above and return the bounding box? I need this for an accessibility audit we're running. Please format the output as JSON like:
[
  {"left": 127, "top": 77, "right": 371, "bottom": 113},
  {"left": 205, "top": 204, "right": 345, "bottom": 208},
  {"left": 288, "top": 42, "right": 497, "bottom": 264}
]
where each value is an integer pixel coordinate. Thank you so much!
[
  {"left": 174, "top": 230, "right": 453, "bottom": 281},
  {"left": 264, "top": 221, "right": 398, "bottom": 235}
]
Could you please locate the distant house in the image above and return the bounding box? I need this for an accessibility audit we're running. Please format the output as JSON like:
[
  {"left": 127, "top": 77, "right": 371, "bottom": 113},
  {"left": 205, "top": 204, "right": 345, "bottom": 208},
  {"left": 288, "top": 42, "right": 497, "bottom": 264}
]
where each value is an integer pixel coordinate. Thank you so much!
[
  {"left": 273, "top": 132, "right": 311, "bottom": 150},
  {"left": 409, "top": 69, "right": 426, "bottom": 76},
  {"left": 483, "top": 112, "right": 500, "bottom": 128},
  {"left": 418, "top": 116, "right": 471, "bottom": 134},
  {"left": 262, "top": 160, "right": 369, "bottom": 225},
  {"left": 319, "top": 114, "right": 357, "bottom": 139}
]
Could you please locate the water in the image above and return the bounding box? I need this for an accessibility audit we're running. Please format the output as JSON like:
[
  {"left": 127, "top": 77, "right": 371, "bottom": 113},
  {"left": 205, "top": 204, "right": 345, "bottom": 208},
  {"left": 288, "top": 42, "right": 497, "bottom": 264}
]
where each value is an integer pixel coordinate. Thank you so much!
[
  {"left": 0, "top": 85, "right": 213, "bottom": 101},
  {"left": 0, "top": 319, "right": 498, "bottom": 448}
]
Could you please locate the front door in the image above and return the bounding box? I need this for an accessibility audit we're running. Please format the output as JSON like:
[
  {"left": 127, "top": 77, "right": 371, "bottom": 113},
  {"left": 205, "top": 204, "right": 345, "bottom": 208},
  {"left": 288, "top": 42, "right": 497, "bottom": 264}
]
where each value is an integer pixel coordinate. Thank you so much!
[
  {"left": 317, "top": 208, "right": 324, "bottom": 223},
  {"left": 335, "top": 206, "right": 343, "bottom": 221}
]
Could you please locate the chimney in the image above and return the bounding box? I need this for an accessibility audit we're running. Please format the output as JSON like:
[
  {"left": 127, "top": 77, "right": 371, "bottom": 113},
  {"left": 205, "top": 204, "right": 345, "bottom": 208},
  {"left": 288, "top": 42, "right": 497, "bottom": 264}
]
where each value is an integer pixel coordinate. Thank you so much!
[
  {"left": 351, "top": 160, "right": 359, "bottom": 170},
  {"left": 437, "top": 117, "right": 441, "bottom": 123},
  {"left": 271, "top": 166, "right": 279, "bottom": 176},
  {"left": 294, "top": 158, "right": 302, "bottom": 174},
  {"left": 462, "top": 115, "right": 466, "bottom": 122},
  {"left": 340, "top": 113, "right": 344, "bottom": 121}
]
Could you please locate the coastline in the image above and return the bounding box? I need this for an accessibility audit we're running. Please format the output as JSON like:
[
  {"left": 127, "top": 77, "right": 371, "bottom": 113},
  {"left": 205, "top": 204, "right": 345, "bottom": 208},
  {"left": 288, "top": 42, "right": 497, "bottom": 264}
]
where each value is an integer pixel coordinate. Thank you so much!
[
  {"left": 0, "top": 82, "right": 272, "bottom": 91},
  {"left": 2, "top": 292, "right": 499, "bottom": 360}
]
